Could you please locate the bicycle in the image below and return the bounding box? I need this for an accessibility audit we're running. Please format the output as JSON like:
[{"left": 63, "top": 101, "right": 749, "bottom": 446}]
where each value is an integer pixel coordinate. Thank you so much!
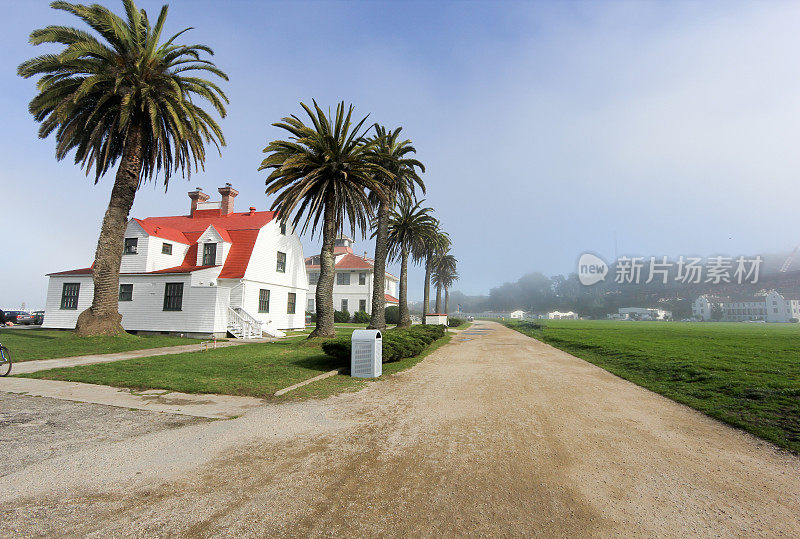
[{"left": 0, "top": 340, "right": 10, "bottom": 376}]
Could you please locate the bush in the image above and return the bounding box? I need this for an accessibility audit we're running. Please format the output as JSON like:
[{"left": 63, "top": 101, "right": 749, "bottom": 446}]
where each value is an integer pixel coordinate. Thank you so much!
[
  {"left": 321, "top": 324, "right": 447, "bottom": 365},
  {"left": 305, "top": 311, "right": 317, "bottom": 323},
  {"left": 448, "top": 317, "right": 465, "bottom": 327},
  {"left": 385, "top": 306, "right": 400, "bottom": 325},
  {"left": 353, "top": 310, "right": 370, "bottom": 324},
  {"left": 334, "top": 310, "right": 351, "bottom": 323}
]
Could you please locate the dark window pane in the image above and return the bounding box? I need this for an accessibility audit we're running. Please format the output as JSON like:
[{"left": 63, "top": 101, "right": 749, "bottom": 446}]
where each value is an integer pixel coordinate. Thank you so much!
[
  {"left": 162, "top": 243, "right": 172, "bottom": 255},
  {"left": 337, "top": 273, "right": 350, "bottom": 285},
  {"left": 60, "top": 283, "right": 80, "bottom": 310},
  {"left": 124, "top": 238, "right": 138, "bottom": 254},
  {"left": 341, "top": 299, "right": 348, "bottom": 312},
  {"left": 119, "top": 284, "right": 133, "bottom": 301},
  {"left": 259, "top": 289, "right": 270, "bottom": 313},
  {"left": 280, "top": 222, "right": 286, "bottom": 235},
  {"left": 287, "top": 292, "right": 296, "bottom": 314},
  {"left": 276, "top": 251, "right": 286, "bottom": 273},
  {"left": 163, "top": 283, "right": 184, "bottom": 311},
  {"left": 359, "top": 272, "right": 366, "bottom": 285},
  {"left": 359, "top": 299, "right": 366, "bottom": 312},
  {"left": 203, "top": 243, "right": 217, "bottom": 266}
]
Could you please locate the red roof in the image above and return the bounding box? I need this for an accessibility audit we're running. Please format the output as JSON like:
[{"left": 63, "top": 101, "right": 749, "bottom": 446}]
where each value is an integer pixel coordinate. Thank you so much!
[
  {"left": 385, "top": 294, "right": 399, "bottom": 303},
  {"left": 51, "top": 209, "right": 276, "bottom": 279},
  {"left": 305, "top": 252, "right": 398, "bottom": 279},
  {"left": 132, "top": 219, "right": 189, "bottom": 245}
]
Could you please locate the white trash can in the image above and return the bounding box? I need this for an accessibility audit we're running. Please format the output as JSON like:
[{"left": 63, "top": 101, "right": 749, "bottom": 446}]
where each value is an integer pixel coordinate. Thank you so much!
[{"left": 351, "top": 329, "right": 382, "bottom": 378}]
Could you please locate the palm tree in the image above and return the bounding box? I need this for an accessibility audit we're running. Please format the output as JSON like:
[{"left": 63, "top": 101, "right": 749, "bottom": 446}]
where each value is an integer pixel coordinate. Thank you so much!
[
  {"left": 18, "top": 0, "right": 228, "bottom": 336},
  {"left": 421, "top": 224, "right": 450, "bottom": 320},
  {"left": 433, "top": 253, "right": 457, "bottom": 314},
  {"left": 432, "top": 259, "right": 459, "bottom": 314},
  {"left": 385, "top": 199, "right": 437, "bottom": 327},
  {"left": 365, "top": 125, "right": 425, "bottom": 330},
  {"left": 260, "top": 101, "right": 388, "bottom": 338}
]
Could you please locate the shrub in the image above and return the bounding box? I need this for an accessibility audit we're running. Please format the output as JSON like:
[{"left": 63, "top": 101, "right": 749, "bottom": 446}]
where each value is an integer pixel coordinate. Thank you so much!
[
  {"left": 334, "top": 310, "right": 351, "bottom": 323},
  {"left": 305, "top": 311, "right": 317, "bottom": 323},
  {"left": 385, "top": 306, "right": 400, "bottom": 325},
  {"left": 353, "top": 310, "right": 370, "bottom": 324},
  {"left": 448, "top": 317, "right": 465, "bottom": 327},
  {"left": 321, "top": 324, "right": 447, "bottom": 365}
]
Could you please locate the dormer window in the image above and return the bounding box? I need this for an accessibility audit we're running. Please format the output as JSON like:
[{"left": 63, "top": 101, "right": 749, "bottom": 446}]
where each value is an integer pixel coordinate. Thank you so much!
[
  {"left": 123, "top": 238, "right": 138, "bottom": 254},
  {"left": 203, "top": 243, "right": 217, "bottom": 266},
  {"left": 162, "top": 242, "right": 172, "bottom": 255}
]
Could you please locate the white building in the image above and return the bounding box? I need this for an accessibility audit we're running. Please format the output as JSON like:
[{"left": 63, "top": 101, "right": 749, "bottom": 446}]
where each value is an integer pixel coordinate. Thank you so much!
[
  {"left": 548, "top": 311, "right": 578, "bottom": 320},
  {"left": 305, "top": 236, "right": 399, "bottom": 315},
  {"left": 44, "top": 185, "right": 308, "bottom": 338},
  {"left": 617, "top": 307, "right": 672, "bottom": 321},
  {"left": 692, "top": 291, "right": 800, "bottom": 322},
  {"left": 509, "top": 310, "right": 526, "bottom": 319}
]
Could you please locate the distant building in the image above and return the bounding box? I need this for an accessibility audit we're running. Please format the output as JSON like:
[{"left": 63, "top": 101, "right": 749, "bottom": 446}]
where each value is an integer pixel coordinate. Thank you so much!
[
  {"left": 509, "top": 310, "right": 526, "bottom": 319},
  {"left": 305, "top": 235, "right": 398, "bottom": 315},
  {"left": 617, "top": 307, "right": 672, "bottom": 321},
  {"left": 692, "top": 290, "right": 800, "bottom": 322},
  {"left": 547, "top": 311, "right": 578, "bottom": 320}
]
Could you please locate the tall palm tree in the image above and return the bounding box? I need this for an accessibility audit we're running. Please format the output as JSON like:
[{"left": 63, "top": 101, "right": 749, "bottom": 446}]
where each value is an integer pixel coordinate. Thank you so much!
[
  {"left": 432, "top": 260, "right": 459, "bottom": 314},
  {"left": 421, "top": 224, "right": 450, "bottom": 320},
  {"left": 260, "top": 101, "right": 388, "bottom": 338},
  {"left": 365, "top": 125, "right": 425, "bottom": 330},
  {"left": 18, "top": 0, "right": 228, "bottom": 336},
  {"left": 385, "top": 199, "right": 437, "bottom": 327},
  {"left": 433, "top": 253, "right": 457, "bottom": 314}
]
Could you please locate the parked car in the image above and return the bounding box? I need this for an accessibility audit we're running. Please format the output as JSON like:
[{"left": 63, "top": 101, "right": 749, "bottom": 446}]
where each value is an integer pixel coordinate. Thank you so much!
[
  {"left": 4, "top": 311, "right": 34, "bottom": 325},
  {"left": 32, "top": 310, "right": 45, "bottom": 325}
]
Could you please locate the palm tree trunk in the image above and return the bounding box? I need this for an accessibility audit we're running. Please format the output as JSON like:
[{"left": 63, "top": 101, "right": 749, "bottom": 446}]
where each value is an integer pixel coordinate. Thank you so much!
[
  {"left": 398, "top": 245, "right": 411, "bottom": 327},
  {"left": 422, "top": 256, "right": 432, "bottom": 323},
  {"left": 367, "top": 200, "right": 389, "bottom": 329},
  {"left": 445, "top": 287, "right": 450, "bottom": 315},
  {"left": 309, "top": 193, "right": 336, "bottom": 338},
  {"left": 435, "top": 283, "right": 442, "bottom": 314},
  {"left": 75, "top": 124, "right": 143, "bottom": 336}
]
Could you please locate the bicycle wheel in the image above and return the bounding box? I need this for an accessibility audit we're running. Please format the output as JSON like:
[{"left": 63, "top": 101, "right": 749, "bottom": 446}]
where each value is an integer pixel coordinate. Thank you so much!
[{"left": 0, "top": 346, "right": 11, "bottom": 376}]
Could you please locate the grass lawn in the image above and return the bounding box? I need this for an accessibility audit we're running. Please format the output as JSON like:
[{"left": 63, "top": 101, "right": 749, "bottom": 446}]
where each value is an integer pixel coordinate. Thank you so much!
[
  {"left": 21, "top": 331, "right": 451, "bottom": 401},
  {"left": 504, "top": 319, "right": 800, "bottom": 453},
  {"left": 1, "top": 329, "right": 201, "bottom": 362},
  {"left": 450, "top": 321, "right": 472, "bottom": 330}
]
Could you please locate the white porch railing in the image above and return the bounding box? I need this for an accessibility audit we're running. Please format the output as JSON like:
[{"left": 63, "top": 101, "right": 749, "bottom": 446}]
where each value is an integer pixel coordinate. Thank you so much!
[{"left": 227, "top": 306, "right": 263, "bottom": 339}]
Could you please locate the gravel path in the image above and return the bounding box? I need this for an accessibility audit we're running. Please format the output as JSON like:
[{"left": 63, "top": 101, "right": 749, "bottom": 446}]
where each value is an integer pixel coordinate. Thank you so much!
[{"left": 1, "top": 321, "right": 798, "bottom": 536}]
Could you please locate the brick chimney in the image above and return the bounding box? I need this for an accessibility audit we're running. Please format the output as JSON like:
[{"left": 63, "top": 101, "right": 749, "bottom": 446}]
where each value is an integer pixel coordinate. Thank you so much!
[
  {"left": 218, "top": 183, "right": 238, "bottom": 216},
  {"left": 188, "top": 188, "right": 209, "bottom": 216}
]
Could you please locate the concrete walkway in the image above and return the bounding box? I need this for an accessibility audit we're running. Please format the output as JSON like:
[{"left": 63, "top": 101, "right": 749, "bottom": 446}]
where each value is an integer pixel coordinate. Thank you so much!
[
  {"left": 11, "top": 338, "right": 271, "bottom": 375},
  {"left": 0, "top": 377, "right": 264, "bottom": 419}
]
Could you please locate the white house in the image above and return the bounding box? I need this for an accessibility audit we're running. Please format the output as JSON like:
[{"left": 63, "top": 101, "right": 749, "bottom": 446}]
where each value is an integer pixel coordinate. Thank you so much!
[
  {"left": 305, "top": 236, "right": 399, "bottom": 315},
  {"left": 617, "top": 307, "right": 672, "bottom": 321},
  {"left": 44, "top": 185, "right": 307, "bottom": 338},
  {"left": 692, "top": 291, "right": 800, "bottom": 322},
  {"left": 509, "top": 310, "right": 526, "bottom": 319},
  {"left": 548, "top": 311, "right": 578, "bottom": 319}
]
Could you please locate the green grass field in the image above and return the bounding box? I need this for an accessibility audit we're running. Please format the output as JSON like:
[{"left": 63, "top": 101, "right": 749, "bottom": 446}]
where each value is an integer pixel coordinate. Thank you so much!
[
  {"left": 1, "top": 329, "right": 201, "bottom": 362},
  {"left": 21, "top": 330, "right": 451, "bottom": 401},
  {"left": 504, "top": 319, "right": 800, "bottom": 452}
]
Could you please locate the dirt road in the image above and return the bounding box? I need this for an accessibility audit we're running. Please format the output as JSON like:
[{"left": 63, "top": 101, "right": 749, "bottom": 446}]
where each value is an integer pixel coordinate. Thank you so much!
[{"left": 2, "top": 321, "right": 798, "bottom": 536}]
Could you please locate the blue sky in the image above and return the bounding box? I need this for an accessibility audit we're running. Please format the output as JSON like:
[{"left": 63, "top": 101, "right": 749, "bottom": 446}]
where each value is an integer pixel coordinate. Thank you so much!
[{"left": 3, "top": 0, "right": 800, "bottom": 309}]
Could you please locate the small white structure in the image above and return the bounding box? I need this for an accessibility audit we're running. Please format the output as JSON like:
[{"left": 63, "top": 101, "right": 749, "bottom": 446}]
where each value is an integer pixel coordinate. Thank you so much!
[
  {"left": 44, "top": 185, "right": 308, "bottom": 338},
  {"left": 351, "top": 329, "right": 382, "bottom": 378},
  {"left": 509, "top": 310, "right": 526, "bottom": 319},
  {"left": 547, "top": 311, "right": 578, "bottom": 320},
  {"left": 425, "top": 314, "right": 448, "bottom": 325},
  {"left": 618, "top": 307, "right": 672, "bottom": 321},
  {"left": 306, "top": 235, "right": 399, "bottom": 315}
]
